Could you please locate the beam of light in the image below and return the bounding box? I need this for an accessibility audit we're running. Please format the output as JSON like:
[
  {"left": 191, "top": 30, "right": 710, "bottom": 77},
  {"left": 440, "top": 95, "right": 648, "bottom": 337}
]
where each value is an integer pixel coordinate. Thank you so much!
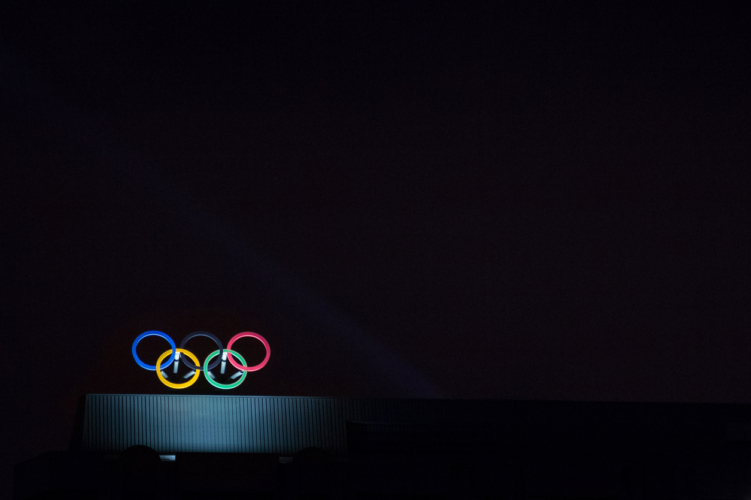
[
  {"left": 0, "top": 48, "right": 445, "bottom": 398},
  {"left": 173, "top": 351, "right": 181, "bottom": 375}
]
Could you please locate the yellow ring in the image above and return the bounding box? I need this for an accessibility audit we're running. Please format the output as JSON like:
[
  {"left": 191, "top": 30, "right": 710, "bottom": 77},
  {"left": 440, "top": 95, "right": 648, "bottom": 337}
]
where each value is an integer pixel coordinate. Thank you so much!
[{"left": 155, "top": 348, "right": 201, "bottom": 389}]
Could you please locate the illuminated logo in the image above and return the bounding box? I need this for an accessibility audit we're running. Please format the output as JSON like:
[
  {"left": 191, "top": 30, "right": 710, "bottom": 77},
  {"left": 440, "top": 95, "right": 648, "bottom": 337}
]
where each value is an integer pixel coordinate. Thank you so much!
[{"left": 132, "top": 331, "right": 270, "bottom": 390}]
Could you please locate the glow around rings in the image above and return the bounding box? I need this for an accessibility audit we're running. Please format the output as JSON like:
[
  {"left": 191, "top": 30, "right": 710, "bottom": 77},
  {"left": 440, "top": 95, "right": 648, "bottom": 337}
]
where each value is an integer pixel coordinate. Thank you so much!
[
  {"left": 132, "top": 331, "right": 176, "bottom": 371},
  {"left": 133, "top": 330, "right": 270, "bottom": 389},
  {"left": 225, "top": 332, "right": 270, "bottom": 372},
  {"left": 204, "top": 349, "right": 247, "bottom": 390},
  {"left": 156, "top": 349, "right": 201, "bottom": 389}
]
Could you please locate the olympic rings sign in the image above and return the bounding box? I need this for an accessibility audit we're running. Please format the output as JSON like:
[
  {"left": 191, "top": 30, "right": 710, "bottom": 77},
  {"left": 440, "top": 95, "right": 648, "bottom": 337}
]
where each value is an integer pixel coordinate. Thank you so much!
[{"left": 132, "top": 331, "right": 270, "bottom": 390}]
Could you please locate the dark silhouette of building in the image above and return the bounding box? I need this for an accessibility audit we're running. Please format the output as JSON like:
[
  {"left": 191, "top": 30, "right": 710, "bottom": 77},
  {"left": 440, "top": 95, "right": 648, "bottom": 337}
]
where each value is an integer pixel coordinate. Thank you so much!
[{"left": 14, "top": 394, "right": 751, "bottom": 498}]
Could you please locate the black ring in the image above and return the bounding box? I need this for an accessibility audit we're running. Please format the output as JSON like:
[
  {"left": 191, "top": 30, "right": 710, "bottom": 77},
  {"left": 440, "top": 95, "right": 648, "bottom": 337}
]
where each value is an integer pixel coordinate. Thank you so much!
[{"left": 179, "top": 331, "right": 224, "bottom": 371}]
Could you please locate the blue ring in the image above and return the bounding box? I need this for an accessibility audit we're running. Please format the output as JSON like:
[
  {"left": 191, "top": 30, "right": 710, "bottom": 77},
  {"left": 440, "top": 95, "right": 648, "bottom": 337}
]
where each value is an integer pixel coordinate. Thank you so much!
[{"left": 132, "top": 331, "right": 176, "bottom": 371}]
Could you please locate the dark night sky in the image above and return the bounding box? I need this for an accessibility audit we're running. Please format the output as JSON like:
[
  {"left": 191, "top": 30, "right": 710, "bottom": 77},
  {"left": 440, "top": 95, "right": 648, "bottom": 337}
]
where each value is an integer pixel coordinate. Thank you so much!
[{"left": 1, "top": 2, "right": 751, "bottom": 498}]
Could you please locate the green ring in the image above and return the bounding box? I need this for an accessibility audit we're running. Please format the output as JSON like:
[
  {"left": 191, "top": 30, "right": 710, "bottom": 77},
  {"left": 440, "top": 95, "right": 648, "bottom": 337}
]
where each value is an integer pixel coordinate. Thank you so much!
[{"left": 203, "top": 349, "right": 248, "bottom": 390}]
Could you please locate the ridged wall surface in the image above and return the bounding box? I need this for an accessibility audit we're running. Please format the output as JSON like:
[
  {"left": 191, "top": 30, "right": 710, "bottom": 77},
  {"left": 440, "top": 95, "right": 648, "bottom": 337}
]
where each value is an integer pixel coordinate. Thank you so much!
[
  {"left": 80, "top": 395, "right": 499, "bottom": 454},
  {"left": 77, "top": 395, "right": 751, "bottom": 456}
]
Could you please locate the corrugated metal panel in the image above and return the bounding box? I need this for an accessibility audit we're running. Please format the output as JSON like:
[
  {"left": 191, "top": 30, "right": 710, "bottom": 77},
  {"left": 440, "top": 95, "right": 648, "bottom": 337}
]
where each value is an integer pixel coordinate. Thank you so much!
[
  {"left": 76, "top": 395, "right": 751, "bottom": 457},
  {"left": 80, "top": 395, "right": 506, "bottom": 454}
]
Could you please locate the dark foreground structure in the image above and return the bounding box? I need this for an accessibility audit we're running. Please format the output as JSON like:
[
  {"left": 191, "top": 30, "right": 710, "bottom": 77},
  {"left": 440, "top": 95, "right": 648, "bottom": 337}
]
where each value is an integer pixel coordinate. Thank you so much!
[{"left": 14, "top": 395, "right": 751, "bottom": 499}]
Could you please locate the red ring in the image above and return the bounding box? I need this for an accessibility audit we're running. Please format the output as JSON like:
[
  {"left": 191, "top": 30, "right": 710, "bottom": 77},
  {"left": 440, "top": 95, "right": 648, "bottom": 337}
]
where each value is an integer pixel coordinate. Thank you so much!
[{"left": 226, "top": 332, "right": 270, "bottom": 372}]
